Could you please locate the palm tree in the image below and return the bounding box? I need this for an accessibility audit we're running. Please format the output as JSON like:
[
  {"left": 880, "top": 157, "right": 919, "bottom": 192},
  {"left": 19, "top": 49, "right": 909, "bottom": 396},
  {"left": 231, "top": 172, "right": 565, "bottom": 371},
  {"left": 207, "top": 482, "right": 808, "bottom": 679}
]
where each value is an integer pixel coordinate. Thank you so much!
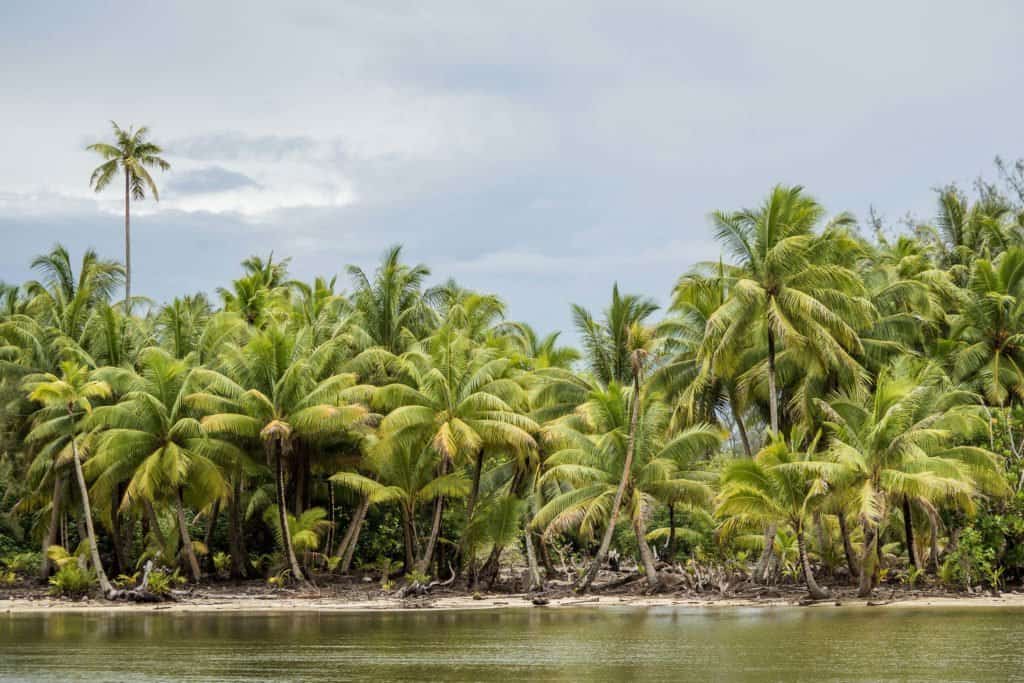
[
  {"left": 87, "top": 122, "right": 170, "bottom": 310},
  {"left": 185, "top": 325, "right": 369, "bottom": 585},
  {"left": 347, "top": 245, "right": 438, "bottom": 353},
  {"left": 23, "top": 361, "right": 114, "bottom": 596},
  {"left": 537, "top": 354, "right": 721, "bottom": 592},
  {"left": 494, "top": 321, "right": 580, "bottom": 370},
  {"left": 370, "top": 334, "right": 537, "bottom": 573},
  {"left": 704, "top": 185, "right": 874, "bottom": 436},
  {"left": 816, "top": 360, "right": 1007, "bottom": 596},
  {"left": 572, "top": 284, "right": 658, "bottom": 387},
  {"left": 87, "top": 348, "right": 234, "bottom": 581},
  {"left": 718, "top": 435, "right": 832, "bottom": 599}
]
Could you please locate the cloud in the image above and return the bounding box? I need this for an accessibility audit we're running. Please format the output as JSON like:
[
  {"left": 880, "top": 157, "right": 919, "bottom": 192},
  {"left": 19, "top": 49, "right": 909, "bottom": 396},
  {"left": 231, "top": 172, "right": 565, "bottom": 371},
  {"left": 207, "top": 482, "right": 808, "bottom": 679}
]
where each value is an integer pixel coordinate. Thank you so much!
[{"left": 166, "top": 166, "right": 262, "bottom": 195}]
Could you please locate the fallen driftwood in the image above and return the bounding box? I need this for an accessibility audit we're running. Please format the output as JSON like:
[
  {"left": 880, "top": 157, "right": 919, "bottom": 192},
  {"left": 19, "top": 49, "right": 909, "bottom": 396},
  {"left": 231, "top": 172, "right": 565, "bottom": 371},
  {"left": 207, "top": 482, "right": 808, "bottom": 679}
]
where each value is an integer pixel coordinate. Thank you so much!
[
  {"left": 398, "top": 563, "right": 457, "bottom": 598},
  {"left": 105, "top": 561, "right": 175, "bottom": 603}
]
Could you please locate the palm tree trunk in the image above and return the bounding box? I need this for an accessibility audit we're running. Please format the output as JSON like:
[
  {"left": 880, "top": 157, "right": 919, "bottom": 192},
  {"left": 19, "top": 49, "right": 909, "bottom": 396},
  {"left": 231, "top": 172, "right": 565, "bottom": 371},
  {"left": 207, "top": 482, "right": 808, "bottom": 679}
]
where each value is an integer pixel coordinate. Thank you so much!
[
  {"left": 666, "top": 503, "right": 677, "bottom": 558},
  {"left": 466, "top": 449, "right": 485, "bottom": 521},
  {"left": 416, "top": 494, "right": 445, "bottom": 574},
  {"left": 927, "top": 508, "right": 941, "bottom": 572},
  {"left": 144, "top": 498, "right": 168, "bottom": 550},
  {"left": 203, "top": 499, "right": 221, "bottom": 571},
  {"left": 857, "top": 523, "right": 878, "bottom": 598},
  {"left": 68, "top": 426, "right": 113, "bottom": 596},
  {"left": 227, "top": 477, "right": 248, "bottom": 579},
  {"left": 41, "top": 473, "right": 63, "bottom": 579},
  {"left": 837, "top": 513, "right": 859, "bottom": 580},
  {"left": 632, "top": 506, "right": 661, "bottom": 591},
  {"left": 272, "top": 442, "right": 307, "bottom": 584},
  {"left": 109, "top": 488, "right": 129, "bottom": 575},
  {"left": 766, "top": 326, "right": 779, "bottom": 435},
  {"left": 577, "top": 362, "right": 643, "bottom": 593},
  {"left": 902, "top": 496, "right": 918, "bottom": 569},
  {"left": 401, "top": 506, "right": 416, "bottom": 573},
  {"left": 124, "top": 170, "right": 131, "bottom": 312},
  {"left": 175, "top": 488, "right": 202, "bottom": 582},
  {"left": 524, "top": 526, "right": 543, "bottom": 592},
  {"left": 337, "top": 497, "right": 370, "bottom": 573},
  {"left": 797, "top": 524, "right": 830, "bottom": 599},
  {"left": 754, "top": 524, "right": 777, "bottom": 584},
  {"left": 729, "top": 390, "right": 753, "bottom": 458}
]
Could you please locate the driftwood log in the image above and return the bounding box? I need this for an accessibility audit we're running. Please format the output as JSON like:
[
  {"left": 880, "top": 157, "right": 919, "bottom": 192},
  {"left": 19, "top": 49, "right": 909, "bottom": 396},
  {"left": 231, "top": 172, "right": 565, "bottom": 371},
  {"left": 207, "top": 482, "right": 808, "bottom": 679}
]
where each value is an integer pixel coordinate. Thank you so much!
[
  {"left": 397, "top": 563, "right": 457, "bottom": 598},
  {"left": 105, "top": 561, "right": 175, "bottom": 603}
]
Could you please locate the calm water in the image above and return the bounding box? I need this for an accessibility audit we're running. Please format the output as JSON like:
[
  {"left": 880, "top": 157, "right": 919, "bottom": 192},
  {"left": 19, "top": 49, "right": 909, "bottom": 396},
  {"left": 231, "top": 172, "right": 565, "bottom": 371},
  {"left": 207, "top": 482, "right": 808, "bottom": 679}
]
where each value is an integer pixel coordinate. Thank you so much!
[{"left": 2, "top": 606, "right": 1022, "bottom": 682}]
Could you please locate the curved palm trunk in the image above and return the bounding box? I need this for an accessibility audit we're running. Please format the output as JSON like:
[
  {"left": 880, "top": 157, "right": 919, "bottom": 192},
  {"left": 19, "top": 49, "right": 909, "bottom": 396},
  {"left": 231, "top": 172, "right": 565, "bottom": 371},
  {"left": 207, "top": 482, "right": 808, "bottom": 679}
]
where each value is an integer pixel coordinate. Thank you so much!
[
  {"left": 577, "top": 366, "right": 643, "bottom": 593},
  {"left": 632, "top": 506, "right": 661, "bottom": 591},
  {"left": 175, "top": 488, "right": 202, "bottom": 582},
  {"left": 902, "top": 496, "right": 918, "bottom": 569},
  {"left": 41, "top": 473, "right": 63, "bottom": 579},
  {"left": 754, "top": 524, "right": 777, "bottom": 584},
  {"left": 857, "top": 523, "right": 878, "bottom": 598},
  {"left": 666, "top": 503, "right": 677, "bottom": 559},
  {"left": 797, "top": 524, "right": 830, "bottom": 599},
  {"left": 729, "top": 389, "right": 753, "bottom": 458},
  {"left": 144, "top": 498, "right": 168, "bottom": 550},
  {"left": 271, "top": 441, "right": 307, "bottom": 585},
  {"left": 837, "top": 513, "right": 859, "bottom": 580},
  {"left": 124, "top": 170, "right": 131, "bottom": 312},
  {"left": 335, "top": 495, "right": 371, "bottom": 573},
  {"left": 416, "top": 457, "right": 450, "bottom": 575},
  {"left": 68, "top": 428, "right": 113, "bottom": 596}
]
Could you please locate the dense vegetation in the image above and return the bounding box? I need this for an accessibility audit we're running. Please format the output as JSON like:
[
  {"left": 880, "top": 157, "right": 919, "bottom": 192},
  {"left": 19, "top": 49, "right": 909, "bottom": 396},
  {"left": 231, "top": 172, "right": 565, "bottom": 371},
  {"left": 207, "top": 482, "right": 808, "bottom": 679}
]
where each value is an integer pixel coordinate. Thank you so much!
[{"left": 5, "top": 147, "right": 1024, "bottom": 600}]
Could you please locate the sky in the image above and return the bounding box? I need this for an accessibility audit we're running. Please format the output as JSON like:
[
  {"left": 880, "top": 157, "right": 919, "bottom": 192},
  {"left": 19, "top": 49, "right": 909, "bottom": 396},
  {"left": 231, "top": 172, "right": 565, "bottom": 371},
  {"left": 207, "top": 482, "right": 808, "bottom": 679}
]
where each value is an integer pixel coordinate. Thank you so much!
[{"left": 1, "top": 1, "right": 1022, "bottom": 337}]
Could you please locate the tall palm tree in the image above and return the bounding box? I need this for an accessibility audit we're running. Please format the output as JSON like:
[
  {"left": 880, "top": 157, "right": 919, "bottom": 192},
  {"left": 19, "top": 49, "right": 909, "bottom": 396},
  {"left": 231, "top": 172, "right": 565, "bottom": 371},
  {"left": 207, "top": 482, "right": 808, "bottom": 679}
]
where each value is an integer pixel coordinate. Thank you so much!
[
  {"left": 23, "top": 361, "right": 114, "bottom": 596},
  {"left": 572, "top": 284, "right": 658, "bottom": 387},
  {"left": 87, "top": 122, "right": 170, "bottom": 310},
  {"left": 703, "top": 185, "right": 874, "bottom": 437}
]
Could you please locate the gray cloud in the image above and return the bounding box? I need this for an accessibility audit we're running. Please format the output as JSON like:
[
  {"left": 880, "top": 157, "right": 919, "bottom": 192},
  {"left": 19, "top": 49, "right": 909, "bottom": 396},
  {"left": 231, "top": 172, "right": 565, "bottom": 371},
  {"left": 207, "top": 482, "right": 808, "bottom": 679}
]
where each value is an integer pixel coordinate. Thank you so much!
[
  {"left": 166, "top": 166, "right": 262, "bottom": 195},
  {"left": 0, "top": 1, "right": 1022, "bottom": 338}
]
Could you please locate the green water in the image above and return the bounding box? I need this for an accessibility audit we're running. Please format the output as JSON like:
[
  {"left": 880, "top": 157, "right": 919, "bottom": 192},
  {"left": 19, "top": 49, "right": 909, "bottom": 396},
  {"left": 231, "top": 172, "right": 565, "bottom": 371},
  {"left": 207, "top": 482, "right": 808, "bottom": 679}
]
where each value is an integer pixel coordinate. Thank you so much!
[{"left": 1, "top": 606, "right": 1022, "bottom": 681}]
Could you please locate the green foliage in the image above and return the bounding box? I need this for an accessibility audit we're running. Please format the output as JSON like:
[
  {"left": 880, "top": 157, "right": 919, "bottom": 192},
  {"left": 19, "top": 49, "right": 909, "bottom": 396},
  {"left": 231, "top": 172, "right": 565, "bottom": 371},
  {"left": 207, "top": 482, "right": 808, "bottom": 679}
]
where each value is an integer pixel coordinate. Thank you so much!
[
  {"left": 940, "top": 527, "right": 998, "bottom": 590},
  {"left": 212, "top": 551, "right": 232, "bottom": 576},
  {"left": 48, "top": 563, "right": 96, "bottom": 597}
]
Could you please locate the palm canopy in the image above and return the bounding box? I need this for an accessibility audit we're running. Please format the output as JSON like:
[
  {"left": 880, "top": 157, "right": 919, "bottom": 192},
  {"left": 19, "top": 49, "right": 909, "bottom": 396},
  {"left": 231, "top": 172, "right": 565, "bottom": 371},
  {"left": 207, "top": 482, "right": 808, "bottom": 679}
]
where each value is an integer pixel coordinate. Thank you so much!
[
  {"left": 950, "top": 247, "right": 1024, "bottom": 407},
  {"left": 572, "top": 283, "right": 658, "bottom": 387},
  {"left": 87, "top": 122, "right": 169, "bottom": 201},
  {"left": 533, "top": 384, "right": 721, "bottom": 540},
  {"left": 86, "top": 348, "right": 234, "bottom": 512},
  {"left": 815, "top": 360, "right": 1006, "bottom": 527},
  {"left": 703, "top": 185, "right": 876, "bottom": 431},
  {"left": 371, "top": 334, "right": 538, "bottom": 466}
]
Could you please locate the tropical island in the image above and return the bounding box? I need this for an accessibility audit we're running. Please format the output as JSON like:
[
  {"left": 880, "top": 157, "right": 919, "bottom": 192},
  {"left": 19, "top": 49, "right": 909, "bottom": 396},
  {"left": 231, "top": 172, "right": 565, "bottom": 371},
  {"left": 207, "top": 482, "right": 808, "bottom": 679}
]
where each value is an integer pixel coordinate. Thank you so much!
[{"left": 3, "top": 126, "right": 1024, "bottom": 617}]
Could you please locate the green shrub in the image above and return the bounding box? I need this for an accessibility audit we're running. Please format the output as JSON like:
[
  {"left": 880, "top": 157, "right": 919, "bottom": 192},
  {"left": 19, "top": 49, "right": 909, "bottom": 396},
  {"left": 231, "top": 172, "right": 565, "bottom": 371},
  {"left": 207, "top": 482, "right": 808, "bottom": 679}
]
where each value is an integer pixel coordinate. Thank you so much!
[
  {"left": 48, "top": 563, "right": 96, "bottom": 597},
  {"left": 1, "top": 551, "right": 40, "bottom": 575},
  {"left": 146, "top": 569, "right": 181, "bottom": 596},
  {"left": 940, "top": 526, "right": 998, "bottom": 590},
  {"left": 212, "top": 551, "right": 231, "bottom": 576}
]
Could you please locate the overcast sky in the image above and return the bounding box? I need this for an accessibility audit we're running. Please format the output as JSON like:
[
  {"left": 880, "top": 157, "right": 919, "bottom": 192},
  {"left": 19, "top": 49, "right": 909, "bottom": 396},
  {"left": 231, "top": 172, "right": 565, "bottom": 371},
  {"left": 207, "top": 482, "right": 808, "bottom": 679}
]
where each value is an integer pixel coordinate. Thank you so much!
[{"left": 1, "top": 1, "right": 1022, "bottom": 336}]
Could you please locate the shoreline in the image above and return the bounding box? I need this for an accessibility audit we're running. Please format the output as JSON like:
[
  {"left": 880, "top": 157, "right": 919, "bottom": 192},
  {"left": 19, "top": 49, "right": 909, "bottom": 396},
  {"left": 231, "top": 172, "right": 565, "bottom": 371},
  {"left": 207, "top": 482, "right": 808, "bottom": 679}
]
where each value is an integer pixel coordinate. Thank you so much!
[{"left": 5, "top": 589, "right": 1024, "bottom": 615}]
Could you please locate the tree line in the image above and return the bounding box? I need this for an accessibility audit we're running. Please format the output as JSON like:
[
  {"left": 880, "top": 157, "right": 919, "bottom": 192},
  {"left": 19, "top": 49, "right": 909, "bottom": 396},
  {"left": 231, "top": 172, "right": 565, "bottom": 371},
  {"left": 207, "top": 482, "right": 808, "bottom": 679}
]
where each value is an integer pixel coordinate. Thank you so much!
[{"left": 3, "top": 131, "right": 1024, "bottom": 599}]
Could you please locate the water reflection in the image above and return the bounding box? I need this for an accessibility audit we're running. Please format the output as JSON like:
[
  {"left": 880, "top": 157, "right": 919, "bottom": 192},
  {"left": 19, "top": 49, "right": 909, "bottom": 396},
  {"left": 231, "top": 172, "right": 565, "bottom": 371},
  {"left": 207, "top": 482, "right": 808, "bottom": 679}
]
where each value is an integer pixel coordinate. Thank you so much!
[{"left": 2, "top": 607, "right": 1022, "bottom": 681}]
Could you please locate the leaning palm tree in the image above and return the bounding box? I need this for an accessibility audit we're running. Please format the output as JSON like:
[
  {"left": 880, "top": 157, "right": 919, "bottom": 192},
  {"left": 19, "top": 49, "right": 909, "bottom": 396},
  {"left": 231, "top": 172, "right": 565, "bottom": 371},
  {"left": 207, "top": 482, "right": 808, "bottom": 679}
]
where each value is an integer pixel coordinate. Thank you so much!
[
  {"left": 23, "top": 361, "right": 114, "bottom": 596},
  {"left": 185, "top": 326, "right": 369, "bottom": 586},
  {"left": 87, "top": 122, "right": 170, "bottom": 309},
  {"left": 537, "top": 354, "right": 721, "bottom": 592}
]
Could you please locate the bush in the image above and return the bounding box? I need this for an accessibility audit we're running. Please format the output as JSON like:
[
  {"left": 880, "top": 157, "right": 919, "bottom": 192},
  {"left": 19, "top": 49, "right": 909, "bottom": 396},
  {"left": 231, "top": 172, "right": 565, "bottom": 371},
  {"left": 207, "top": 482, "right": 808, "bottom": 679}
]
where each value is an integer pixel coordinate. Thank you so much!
[
  {"left": 48, "top": 563, "right": 96, "bottom": 597},
  {"left": 1, "top": 551, "right": 41, "bottom": 575},
  {"left": 940, "top": 526, "right": 999, "bottom": 590},
  {"left": 212, "top": 551, "right": 231, "bottom": 577},
  {"left": 146, "top": 568, "right": 183, "bottom": 596}
]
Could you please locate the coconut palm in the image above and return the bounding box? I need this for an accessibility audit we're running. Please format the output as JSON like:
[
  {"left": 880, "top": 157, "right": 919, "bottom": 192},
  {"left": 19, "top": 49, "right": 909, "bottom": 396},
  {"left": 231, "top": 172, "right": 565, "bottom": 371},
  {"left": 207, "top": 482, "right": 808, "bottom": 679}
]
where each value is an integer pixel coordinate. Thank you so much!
[
  {"left": 703, "top": 185, "right": 874, "bottom": 436},
  {"left": 815, "top": 360, "right": 1007, "bottom": 596},
  {"left": 185, "top": 325, "right": 369, "bottom": 585},
  {"left": 370, "top": 333, "right": 537, "bottom": 573},
  {"left": 87, "top": 123, "right": 170, "bottom": 310},
  {"left": 494, "top": 321, "right": 580, "bottom": 370},
  {"left": 536, "top": 357, "right": 722, "bottom": 591},
  {"left": 86, "top": 348, "right": 235, "bottom": 581},
  {"left": 717, "top": 435, "right": 832, "bottom": 599},
  {"left": 23, "top": 361, "right": 114, "bottom": 595}
]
